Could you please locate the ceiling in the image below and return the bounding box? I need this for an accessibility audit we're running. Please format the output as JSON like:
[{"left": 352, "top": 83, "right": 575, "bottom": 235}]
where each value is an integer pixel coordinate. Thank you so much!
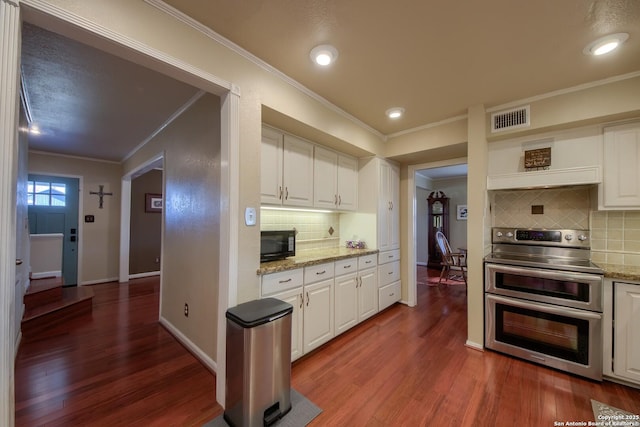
[
  {"left": 21, "top": 23, "right": 200, "bottom": 162},
  {"left": 20, "top": 0, "right": 640, "bottom": 163}
]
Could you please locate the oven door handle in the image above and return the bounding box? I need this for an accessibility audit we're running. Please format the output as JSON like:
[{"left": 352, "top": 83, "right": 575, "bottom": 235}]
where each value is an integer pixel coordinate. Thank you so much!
[
  {"left": 485, "top": 263, "right": 602, "bottom": 285},
  {"left": 485, "top": 294, "right": 603, "bottom": 321}
]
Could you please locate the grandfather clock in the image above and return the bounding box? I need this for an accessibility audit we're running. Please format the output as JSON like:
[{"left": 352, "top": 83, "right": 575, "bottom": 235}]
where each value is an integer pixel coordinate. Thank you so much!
[{"left": 427, "top": 191, "right": 449, "bottom": 269}]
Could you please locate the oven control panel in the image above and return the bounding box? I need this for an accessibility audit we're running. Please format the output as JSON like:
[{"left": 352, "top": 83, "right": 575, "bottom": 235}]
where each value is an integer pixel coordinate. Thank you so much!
[{"left": 492, "top": 228, "right": 590, "bottom": 248}]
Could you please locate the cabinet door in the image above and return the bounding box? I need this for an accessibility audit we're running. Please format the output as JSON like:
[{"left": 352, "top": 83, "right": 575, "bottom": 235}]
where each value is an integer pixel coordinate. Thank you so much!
[
  {"left": 388, "top": 162, "right": 400, "bottom": 250},
  {"left": 261, "top": 127, "right": 284, "bottom": 204},
  {"left": 358, "top": 267, "right": 378, "bottom": 322},
  {"left": 603, "top": 123, "right": 640, "bottom": 208},
  {"left": 337, "top": 155, "right": 358, "bottom": 211},
  {"left": 377, "top": 161, "right": 391, "bottom": 251},
  {"left": 283, "top": 135, "right": 314, "bottom": 207},
  {"left": 303, "top": 278, "right": 334, "bottom": 353},
  {"left": 270, "top": 287, "right": 304, "bottom": 361},
  {"left": 614, "top": 282, "right": 640, "bottom": 384},
  {"left": 313, "top": 146, "right": 338, "bottom": 209},
  {"left": 334, "top": 273, "right": 358, "bottom": 335}
]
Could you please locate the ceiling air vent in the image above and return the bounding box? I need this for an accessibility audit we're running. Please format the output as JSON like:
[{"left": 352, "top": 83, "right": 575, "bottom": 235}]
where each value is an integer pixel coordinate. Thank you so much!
[{"left": 491, "top": 105, "right": 530, "bottom": 133}]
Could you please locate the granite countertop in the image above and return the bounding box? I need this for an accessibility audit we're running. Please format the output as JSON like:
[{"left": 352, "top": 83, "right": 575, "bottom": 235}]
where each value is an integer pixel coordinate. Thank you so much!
[
  {"left": 598, "top": 263, "right": 640, "bottom": 282},
  {"left": 258, "top": 247, "right": 379, "bottom": 275}
]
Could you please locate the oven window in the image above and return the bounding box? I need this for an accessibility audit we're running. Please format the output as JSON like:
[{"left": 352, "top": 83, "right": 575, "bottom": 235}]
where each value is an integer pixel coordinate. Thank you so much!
[
  {"left": 495, "top": 272, "right": 589, "bottom": 302},
  {"left": 495, "top": 303, "right": 589, "bottom": 365}
]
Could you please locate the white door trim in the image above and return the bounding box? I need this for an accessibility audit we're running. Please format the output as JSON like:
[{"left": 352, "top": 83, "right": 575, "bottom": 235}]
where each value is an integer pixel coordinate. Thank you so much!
[{"left": 0, "top": 0, "right": 21, "bottom": 424}]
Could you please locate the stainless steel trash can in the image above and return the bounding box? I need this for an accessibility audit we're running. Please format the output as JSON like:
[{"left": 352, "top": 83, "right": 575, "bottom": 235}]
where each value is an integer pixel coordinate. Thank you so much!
[{"left": 224, "top": 298, "right": 293, "bottom": 427}]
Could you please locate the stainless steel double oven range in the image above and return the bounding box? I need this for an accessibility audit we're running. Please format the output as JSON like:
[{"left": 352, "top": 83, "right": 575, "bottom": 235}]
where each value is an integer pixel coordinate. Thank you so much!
[{"left": 484, "top": 228, "right": 604, "bottom": 380}]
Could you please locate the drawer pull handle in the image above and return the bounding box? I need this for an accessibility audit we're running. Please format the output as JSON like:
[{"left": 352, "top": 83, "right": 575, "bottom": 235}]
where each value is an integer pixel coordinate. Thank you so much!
[
  {"left": 279, "top": 278, "right": 292, "bottom": 283},
  {"left": 344, "top": 265, "right": 351, "bottom": 269},
  {"left": 388, "top": 255, "right": 393, "bottom": 258},
  {"left": 365, "top": 260, "right": 372, "bottom": 264},
  {"left": 316, "top": 270, "right": 326, "bottom": 275},
  {"left": 389, "top": 292, "right": 394, "bottom": 296},
  {"left": 306, "top": 292, "right": 310, "bottom": 307},
  {"left": 300, "top": 293, "right": 303, "bottom": 309},
  {"left": 388, "top": 271, "right": 393, "bottom": 275}
]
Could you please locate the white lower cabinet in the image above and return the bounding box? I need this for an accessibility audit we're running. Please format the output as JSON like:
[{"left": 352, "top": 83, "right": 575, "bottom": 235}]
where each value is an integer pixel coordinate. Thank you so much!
[
  {"left": 613, "top": 282, "right": 640, "bottom": 384},
  {"left": 261, "top": 254, "right": 381, "bottom": 361},
  {"left": 303, "top": 277, "right": 335, "bottom": 353},
  {"left": 335, "top": 256, "right": 379, "bottom": 336},
  {"left": 269, "top": 286, "right": 304, "bottom": 361},
  {"left": 378, "top": 250, "right": 401, "bottom": 311}
]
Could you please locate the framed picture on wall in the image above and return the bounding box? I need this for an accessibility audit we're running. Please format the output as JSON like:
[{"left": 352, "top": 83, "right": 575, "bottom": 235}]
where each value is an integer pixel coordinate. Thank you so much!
[
  {"left": 456, "top": 204, "right": 467, "bottom": 220},
  {"left": 145, "top": 193, "right": 163, "bottom": 213}
]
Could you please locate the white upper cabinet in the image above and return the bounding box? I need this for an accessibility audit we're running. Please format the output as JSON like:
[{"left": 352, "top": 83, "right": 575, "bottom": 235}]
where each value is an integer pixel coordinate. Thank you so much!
[
  {"left": 282, "top": 135, "right": 314, "bottom": 207},
  {"left": 337, "top": 155, "right": 358, "bottom": 211},
  {"left": 260, "top": 127, "right": 284, "bottom": 204},
  {"left": 313, "top": 146, "right": 339, "bottom": 209},
  {"left": 601, "top": 122, "right": 640, "bottom": 209},
  {"left": 261, "top": 126, "right": 314, "bottom": 207},
  {"left": 314, "top": 146, "right": 358, "bottom": 211}
]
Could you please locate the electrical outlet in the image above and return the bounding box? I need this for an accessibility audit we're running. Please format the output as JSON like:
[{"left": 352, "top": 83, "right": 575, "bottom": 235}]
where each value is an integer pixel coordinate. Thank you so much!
[{"left": 184, "top": 303, "right": 189, "bottom": 317}]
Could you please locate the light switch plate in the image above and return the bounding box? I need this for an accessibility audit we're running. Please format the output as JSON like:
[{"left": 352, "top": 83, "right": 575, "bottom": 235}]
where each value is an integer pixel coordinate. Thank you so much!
[{"left": 244, "top": 207, "right": 256, "bottom": 226}]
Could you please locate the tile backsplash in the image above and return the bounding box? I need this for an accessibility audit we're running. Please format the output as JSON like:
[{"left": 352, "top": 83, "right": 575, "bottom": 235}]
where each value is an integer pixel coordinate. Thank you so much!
[
  {"left": 590, "top": 211, "right": 640, "bottom": 266},
  {"left": 261, "top": 209, "right": 341, "bottom": 252},
  {"left": 492, "top": 187, "right": 591, "bottom": 229}
]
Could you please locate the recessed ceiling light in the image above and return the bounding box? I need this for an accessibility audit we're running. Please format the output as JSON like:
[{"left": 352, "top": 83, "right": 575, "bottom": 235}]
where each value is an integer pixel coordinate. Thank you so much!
[
  {"left": 386, "top": 107, "right": 405, "bottom": 119},
  {"left": 583, "top": 33, "right": 629, "bottom": 56},
  {"left": 310, "top": 44, "right": 338, "bottom": 66}
]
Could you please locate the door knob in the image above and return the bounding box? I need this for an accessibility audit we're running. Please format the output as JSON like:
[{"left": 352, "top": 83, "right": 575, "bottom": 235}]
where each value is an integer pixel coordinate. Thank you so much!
[{"left": 16, "top": 259, "right": 23, "bottom": 265}]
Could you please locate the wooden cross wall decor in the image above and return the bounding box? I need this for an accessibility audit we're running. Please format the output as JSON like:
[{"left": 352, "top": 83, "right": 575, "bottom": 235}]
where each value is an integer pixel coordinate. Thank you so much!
[{"left": 89, "top": 185, "right": 113, "bottom": 209}]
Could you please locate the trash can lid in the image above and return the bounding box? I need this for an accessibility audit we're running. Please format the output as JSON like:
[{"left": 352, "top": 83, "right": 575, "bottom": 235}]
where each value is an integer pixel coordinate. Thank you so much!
[{"left": 226, "top": 298, "right": 293, "bottom": 328}]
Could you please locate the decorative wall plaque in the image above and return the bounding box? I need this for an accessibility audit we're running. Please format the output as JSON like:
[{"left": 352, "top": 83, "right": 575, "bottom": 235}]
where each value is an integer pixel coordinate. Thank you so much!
[{"left": 524, "top": 147, "right": 551, "bottom": 170}]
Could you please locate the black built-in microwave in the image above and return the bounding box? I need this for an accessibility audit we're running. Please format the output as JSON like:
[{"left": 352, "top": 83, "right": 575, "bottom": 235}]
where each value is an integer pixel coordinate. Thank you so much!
[{"left": 260, "top": 230, "right": 295, "bottom": 262}]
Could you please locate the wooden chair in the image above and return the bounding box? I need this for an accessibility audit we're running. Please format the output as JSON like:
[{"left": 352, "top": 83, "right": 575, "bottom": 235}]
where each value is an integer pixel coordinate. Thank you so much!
[{"left": 435, "top": 231, "right": 467, "bottom": 289}]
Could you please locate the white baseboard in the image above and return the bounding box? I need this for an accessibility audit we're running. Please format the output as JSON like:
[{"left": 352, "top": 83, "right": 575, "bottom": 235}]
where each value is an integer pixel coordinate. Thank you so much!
[
  {"left": 31, "top": 271, "right": 61, "bottom": 279},
  {"left": 129, "top": 271, "right": 160, "bottom": 279},
  {"left": 80, "top": 277, "right": 119, "bottom": 286},
  {"left": 159, "top": 316, "right": 217, "bottom": 374},
  {"left": 416, "top": 262, "right": 428, "bottom": 266},
  {"left": 465, "top": 340, "right": 484, "bottom": 351}
]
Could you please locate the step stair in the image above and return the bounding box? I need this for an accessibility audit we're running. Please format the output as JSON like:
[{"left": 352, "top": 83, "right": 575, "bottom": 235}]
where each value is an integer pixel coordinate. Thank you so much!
[{"left": 22, "top": 276, "right": 94, "bottom": 339}]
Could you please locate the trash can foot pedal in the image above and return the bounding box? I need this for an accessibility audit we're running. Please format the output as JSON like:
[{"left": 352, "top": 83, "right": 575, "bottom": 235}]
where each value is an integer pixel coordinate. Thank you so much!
[{"left": 263, "top": 402, "right": 281, "bottom": 426}]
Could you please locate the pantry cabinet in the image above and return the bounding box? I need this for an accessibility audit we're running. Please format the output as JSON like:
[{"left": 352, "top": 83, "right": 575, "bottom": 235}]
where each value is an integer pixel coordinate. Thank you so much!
[
  {"left": 261, "top": 126, "right": 314, "bottom": 207},
  {"left": 613, "top": 282, "right": 640, "bottom": 384},
  {"left": 313, "top": 146, "right": 358, "bottom": 211},
  {"left": 378, "top": 160, "right": 400, "bottom": 252},
  {"left": 601, "top": 122, "right": 640, "bottom": 209}
]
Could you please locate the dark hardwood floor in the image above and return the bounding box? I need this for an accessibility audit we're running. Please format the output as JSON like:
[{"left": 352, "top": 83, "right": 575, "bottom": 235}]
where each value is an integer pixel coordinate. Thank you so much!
[{"left": 15, "top": 269, "right": 640, "bottom": 426}]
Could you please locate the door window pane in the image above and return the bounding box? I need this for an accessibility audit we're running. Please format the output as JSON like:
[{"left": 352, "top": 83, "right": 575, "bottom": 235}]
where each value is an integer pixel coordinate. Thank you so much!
[{"left": 28, "top": 180, "right": 66, "bottom": 207}]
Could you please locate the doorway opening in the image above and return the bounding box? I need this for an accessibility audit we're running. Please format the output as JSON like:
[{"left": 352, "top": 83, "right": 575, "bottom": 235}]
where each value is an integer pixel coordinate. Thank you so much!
[{"left": 407, "top": 160, "right": 467, "bottom": 306}]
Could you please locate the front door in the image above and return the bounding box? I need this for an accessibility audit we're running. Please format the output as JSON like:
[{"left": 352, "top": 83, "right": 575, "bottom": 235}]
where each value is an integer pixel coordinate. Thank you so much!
[{"left": 27, "top": 174, "right": 79, "bottom": 286}]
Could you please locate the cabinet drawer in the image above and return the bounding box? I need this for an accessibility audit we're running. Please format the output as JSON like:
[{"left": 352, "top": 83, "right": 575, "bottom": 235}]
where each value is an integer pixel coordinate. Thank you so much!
[
  {"left": 304, "top": 262, "right": 335, "bottom": 284},
  {"left": 378, "top": 249, "right": 400, "bottom": 265},
  {"left": 379, "top": 281, "right": 401, "bottom": 311},
  {"left": 261, "top": 268, "right": 303, "bottom": 296},
  {"left": 378, "top": 260, "right": 400, "bottom": 287},
  {"left": 358, "top": 254, "right": 377, "bottom": 270},
  {"left": 335, "top": 258, "right": 357, "bottom": 276}
]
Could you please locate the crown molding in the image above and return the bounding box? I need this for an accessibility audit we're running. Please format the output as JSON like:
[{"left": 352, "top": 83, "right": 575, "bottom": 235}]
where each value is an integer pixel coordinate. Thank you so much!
[
  {"left": 144, "top": 0, "right": 385, "bottom": 141},
  {"left": 122, "top": 90, "right": 206, "bottom": 162},
  {"left": 486, "top": 71, "right": 640, "bottom": 113},
  {"left": 387, "top": 114, "right": 468, "bottom": 139},
  {"left": 28, "top": 149, "right": 121, "bottom": 165}
]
